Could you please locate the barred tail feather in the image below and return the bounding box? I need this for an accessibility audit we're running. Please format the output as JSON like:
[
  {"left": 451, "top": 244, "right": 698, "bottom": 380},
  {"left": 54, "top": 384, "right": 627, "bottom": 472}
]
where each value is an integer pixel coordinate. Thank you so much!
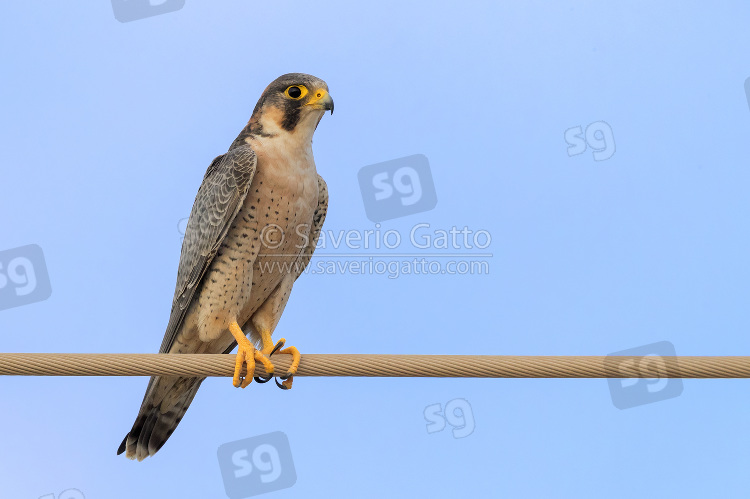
[{"left": 117, "top": 376, "right": 204, "bottom": 461}]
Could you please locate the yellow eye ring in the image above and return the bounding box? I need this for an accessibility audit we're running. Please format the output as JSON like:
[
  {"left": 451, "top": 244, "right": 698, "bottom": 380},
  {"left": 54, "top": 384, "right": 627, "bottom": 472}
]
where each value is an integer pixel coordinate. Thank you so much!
[{"left": 284, "top": 85, "right": 308, "bottom": 100}]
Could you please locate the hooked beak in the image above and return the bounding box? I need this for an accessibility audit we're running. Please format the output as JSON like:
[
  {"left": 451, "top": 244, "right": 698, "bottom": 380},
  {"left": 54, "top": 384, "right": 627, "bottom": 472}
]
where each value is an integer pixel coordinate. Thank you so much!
[{"left": 306, "top": 89, "right": 334, "bottom": 115}]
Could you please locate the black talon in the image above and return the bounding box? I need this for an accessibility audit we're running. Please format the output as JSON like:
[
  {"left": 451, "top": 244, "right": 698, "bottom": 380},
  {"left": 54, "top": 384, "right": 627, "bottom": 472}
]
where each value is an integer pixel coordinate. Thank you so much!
[
  {"left": 275, "top": 377, "right": 290, "bottom": 390},
  {"left": 269, "top": 340, "right": 285, "bottom": 357},
  {"left": 255, "top": 341, "right": 284, "bottom": 384}
]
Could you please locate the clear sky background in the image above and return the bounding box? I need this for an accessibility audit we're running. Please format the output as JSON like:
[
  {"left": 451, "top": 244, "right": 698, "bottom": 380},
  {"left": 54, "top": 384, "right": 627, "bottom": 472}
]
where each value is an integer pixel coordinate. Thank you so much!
[{"left": 2, "top": 1, "right": 750, "bottom": 498}]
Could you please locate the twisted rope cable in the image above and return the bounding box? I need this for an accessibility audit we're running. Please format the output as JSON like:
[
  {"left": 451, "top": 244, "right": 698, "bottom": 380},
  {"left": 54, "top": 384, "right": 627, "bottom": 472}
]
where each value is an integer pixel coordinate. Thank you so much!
[{"left": 0, "top": 353, "right": 749, "bottom": 378}]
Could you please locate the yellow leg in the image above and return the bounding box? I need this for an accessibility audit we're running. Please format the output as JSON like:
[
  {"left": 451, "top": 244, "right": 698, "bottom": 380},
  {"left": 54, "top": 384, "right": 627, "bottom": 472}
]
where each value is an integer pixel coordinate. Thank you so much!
[
  {"left": 258, "top": 329, "right": 275, "bottom": 355},
  {"left": 228, "top": 321, "right": 274, "bottom": 388}
]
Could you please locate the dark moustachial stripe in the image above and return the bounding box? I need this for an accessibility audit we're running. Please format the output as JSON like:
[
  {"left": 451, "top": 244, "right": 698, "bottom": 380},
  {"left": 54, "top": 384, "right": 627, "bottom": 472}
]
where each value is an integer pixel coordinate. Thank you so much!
[
  {"left": 230, "top": 73, "right": 327, "bottom": 148},
  {"left": 281, "top": 100, "right": 301, "bottom": 131}
]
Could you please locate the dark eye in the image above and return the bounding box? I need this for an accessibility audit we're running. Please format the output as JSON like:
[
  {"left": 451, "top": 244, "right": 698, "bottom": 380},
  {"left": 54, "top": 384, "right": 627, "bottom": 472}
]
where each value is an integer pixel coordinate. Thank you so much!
[{"left": 284, "top": 85, "right": 308, "bottom": 100}]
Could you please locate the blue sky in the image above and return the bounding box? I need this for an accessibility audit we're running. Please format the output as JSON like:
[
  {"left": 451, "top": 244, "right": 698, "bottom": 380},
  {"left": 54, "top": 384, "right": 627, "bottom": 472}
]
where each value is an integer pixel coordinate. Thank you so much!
[{"left": 2, "top": 1, "right": 750, "bottom": 497}]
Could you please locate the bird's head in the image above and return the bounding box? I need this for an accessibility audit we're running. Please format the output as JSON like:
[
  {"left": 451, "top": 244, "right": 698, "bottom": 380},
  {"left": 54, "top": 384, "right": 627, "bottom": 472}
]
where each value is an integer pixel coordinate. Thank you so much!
[{"left": 247, "top": 73, "right": 333, "bottom": 142}]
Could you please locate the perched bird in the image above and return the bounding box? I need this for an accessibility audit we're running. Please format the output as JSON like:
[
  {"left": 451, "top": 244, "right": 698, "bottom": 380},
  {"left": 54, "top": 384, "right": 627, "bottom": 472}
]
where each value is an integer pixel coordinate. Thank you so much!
[{"left": 118, "top": 73, "right": 333, "bottom": 461}]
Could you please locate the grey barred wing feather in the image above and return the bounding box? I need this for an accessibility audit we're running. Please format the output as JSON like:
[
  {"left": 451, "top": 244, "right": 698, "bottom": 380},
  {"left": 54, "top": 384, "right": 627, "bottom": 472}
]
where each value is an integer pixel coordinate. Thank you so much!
[
  {"left": 159, "top": 145, "right": 257, "bottom": 353},
  {"left": 293, "top": 174, "right": 328, "bottom": 280}
]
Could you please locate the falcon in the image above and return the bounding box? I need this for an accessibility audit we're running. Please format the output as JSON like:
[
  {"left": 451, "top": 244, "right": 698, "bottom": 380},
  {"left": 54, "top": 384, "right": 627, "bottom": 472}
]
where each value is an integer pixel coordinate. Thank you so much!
[{"left": 118, "top": 73, "right": 333, "bottom": 460}]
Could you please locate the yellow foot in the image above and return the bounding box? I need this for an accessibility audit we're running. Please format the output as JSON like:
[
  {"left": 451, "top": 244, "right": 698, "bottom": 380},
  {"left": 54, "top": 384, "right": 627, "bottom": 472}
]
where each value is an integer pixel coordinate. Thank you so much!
[
  {"left": 277, "top": 377, "right": 294, "bottom": 390},
  {"left": 254, "top": 330, "right": 301, "bottom": 390},
  {"left": 272, "top": 340, "right": 300, "bottom": 390},
  {"left": 253, "top": 332, "right": 281, "bottom": 384},
  {"left": 229, "top": 321, "right": 274, "bottom": 388}
]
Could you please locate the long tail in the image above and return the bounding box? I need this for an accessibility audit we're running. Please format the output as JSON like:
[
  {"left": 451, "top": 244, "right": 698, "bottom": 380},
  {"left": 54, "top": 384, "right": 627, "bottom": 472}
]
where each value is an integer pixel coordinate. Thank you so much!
[{"left": 117, "top": 375, "right": 204, "bottom": 460}]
